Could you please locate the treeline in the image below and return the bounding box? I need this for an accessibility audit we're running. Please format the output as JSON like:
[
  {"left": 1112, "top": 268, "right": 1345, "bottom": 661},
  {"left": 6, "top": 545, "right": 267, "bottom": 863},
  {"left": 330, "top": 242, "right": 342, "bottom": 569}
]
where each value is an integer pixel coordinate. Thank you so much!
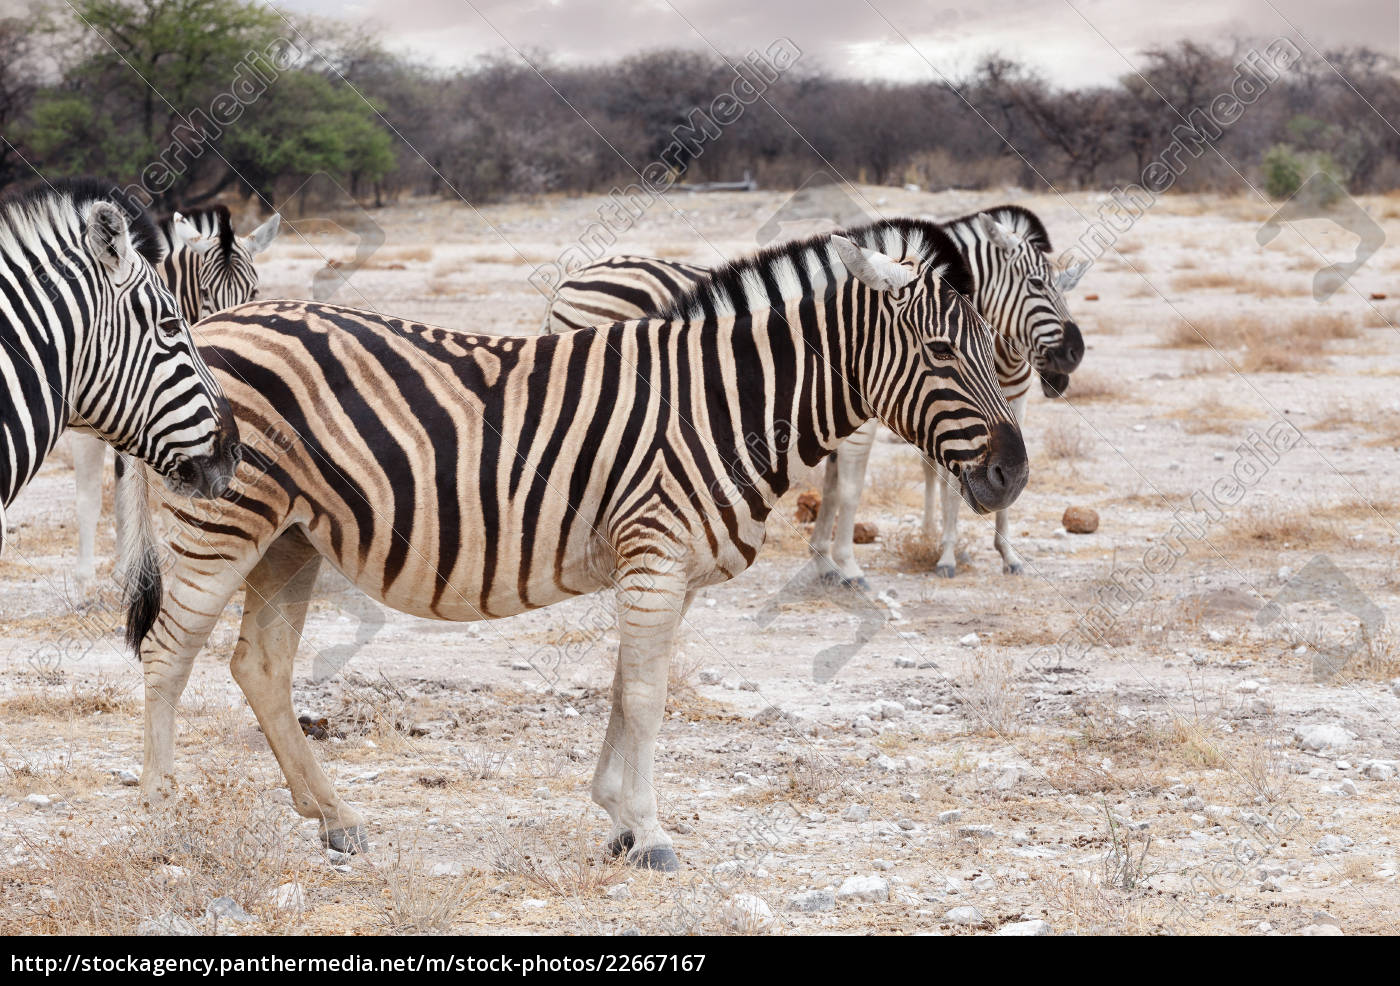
[{"left": 3, "top": 0, "right": 1399, "bottom": 212}]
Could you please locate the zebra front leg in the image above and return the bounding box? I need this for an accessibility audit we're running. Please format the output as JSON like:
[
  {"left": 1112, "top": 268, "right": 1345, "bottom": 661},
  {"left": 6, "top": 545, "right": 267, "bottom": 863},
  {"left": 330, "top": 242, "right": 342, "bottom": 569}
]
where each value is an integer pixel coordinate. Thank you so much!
[
  {"left": 230, "top": 529, "right": 367, "bottom": 853},
  {"left": 827, "top": 424, "right": 877, "bottom": 589},
  {"left": 993, "top": 392, "right": 1030, "bottom": 575},
  {"left": 808, "top": 451, "right": 842, "bottom": 578},
  {"left": 592, "top": 549, "right": 687, "bottom": 871},
  {"left": 71, "top": 434, "right": 106, "bottom": 593},
  {"left": 930, "top": 459, "right": 960, "bottom": 578}
]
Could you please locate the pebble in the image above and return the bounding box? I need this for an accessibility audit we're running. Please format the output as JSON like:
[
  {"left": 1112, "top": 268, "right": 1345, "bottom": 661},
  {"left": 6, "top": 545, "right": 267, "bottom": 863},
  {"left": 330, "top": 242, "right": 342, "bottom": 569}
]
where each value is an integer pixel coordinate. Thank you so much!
[
  {"left": 532, "top": 786, "right": 551, "bottom": 799},
  {"left": 1294, "top": 724, "right": 1354, "bottom": 752},
  {"left": 972, "top": 875, "right": 995, "bottom": 892},
  {"left": 115, "top": 769, "right": 140, "bottom": 787},
  {"left": 842, "top": 804, "right": 870, "bottom": 822},
  {"left": 272, "top": 882, "right": 306, "bottom": 912},
  {"left": 136, "top": 913, "right": 199, "bottom": 937},
  {"left": 958, "top": 633, "right": 980, "bottom": 648},
  {"left": 430, "top": 861, "right": 464, "bottom": 876},
  {"left": 698, "top": 669, "right": 723, "bottom": 685},
  {"left": 996, "top": 918, "right": 1052, "bottom": 936},
  {"left": 205, "top": 897, "right": 256, "bottom": 925},
  {"left": 1316, "top": 834, "right": 1354, "bottom": 854},
  {"left": 943, "top": 905, "right": 984, "bottom": 925},
  {"left": 1362, "top": 761, "right": 1395, "bottom": 781},
  {"left": 957, "top": 824, "right": 996, "bottom": 838},
  {"left": 605, "top": 883, "right": 630, "bottom": 901},
  {"left": 789, "top": 889, "right": 836, "bottom": 912},
  {"left": 837, "top": 875, "right": 889, "bottom": 903},
  {"left": 1299, "top": 924, "right": 1344, "bottom": 936},
  {"left": 1061, "top": 506, "right": 1100, "bottom": 534},
  {"left": 722, "top": 894, "right": 776, "bottom": 931},
  {"left": 937, "top": 810, "right": 963, "bottom": 825},
  {"left": 894, "top": 657, "right": 917, "bottom": 669},
  {"left": 24, "top": 794, "right": 51, "bottom": 808}
]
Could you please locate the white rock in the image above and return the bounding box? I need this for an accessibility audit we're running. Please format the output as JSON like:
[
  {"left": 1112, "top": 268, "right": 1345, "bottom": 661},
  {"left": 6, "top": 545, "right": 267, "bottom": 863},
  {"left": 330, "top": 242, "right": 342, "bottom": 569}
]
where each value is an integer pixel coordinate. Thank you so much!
[
  {"left": 722, "top": 894, "right": 776, "bottom": 931},
  {"left": 271, "top": 882, "right": 306, "bottom": 912},
  {"left": 944, "top": 905, "right": 984, "bottom": 925},
  {"left": 24, "top": 794, "right": 51, "bottom": 808},
  {"left": 205, "top": 897, "right": 256, "bottom": 925},
  {"left": 837, "top": 875, "right": 889, "bottom": 903},
  {"left": 532, "top": 786, "right": 551, "bottom": 799},
  {"left": 115, "top": 769, "right": 140, "bottom": 787},
  {"left": 430, "top": 861, "right": 464, "bottom": 876},
  {"left": 1294, "top": 724, "right": 1354, "bottom": 752},
  {"left": 1316, "top": 834, "right": 1354, "bottom": 854},
  {"left": 842, "top": 804, "right": 870, "bottom": 822},
  {"left": 996, "top": 918, "right": 1052, "bottom": 936},
  {"left": 1299, "top": 924, "right": 1344, "bottom": 936},
  {"left": 1362, "top": 761, "right": 1395, "bottom": 781},
  {"left": 937, "top": 810, "right": 963, "bottom": 825},
  {"left": 137, "top": 912, "right": 199, "bottom": 936},
  {"left": 605, "top": 883, "right": 630, "bottom": 901},
  {"left": 789, "top": 889, "right": 836, "bottom": 912},
  {"left": 698, "top": 669, "right": 722, "bottom": 685},
  {"left": 957, "top": 824, "right": 996, "bottom": 838},
  {"left": 972, "top": 875, "right": 995, "bottom": 892},
  {"left": 958, "top": 633, "right": 980, "bottom": 647}
]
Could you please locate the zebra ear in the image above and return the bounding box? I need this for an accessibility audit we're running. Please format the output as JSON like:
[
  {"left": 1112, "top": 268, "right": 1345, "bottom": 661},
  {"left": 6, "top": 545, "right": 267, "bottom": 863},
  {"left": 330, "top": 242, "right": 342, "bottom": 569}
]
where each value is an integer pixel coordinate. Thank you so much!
[
  {"left": 242, "top": 213, "right": 281, "bottom": 256},
  {"left": 84, "top": 201, "right": 138, "bottom": 279},
  {"left": 976, "top": 213, "right": 1023, "bottom": 255},
  {"left": 830, "top": 235, "right": 915, "bottom": 292},
  {"left": 1056, "top": 260, "right": 1089, "bottom": 291},
  {"left": 173, "top": 214, "right": 217, "bottom": 255}
]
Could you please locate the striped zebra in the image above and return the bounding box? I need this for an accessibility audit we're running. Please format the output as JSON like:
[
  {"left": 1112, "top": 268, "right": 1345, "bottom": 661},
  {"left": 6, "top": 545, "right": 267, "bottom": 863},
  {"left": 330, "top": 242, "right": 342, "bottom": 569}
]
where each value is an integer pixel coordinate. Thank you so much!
[
  {"left": 70, "top": 205, "right": 279, "bottom": 589},
  {"left": 122, "top": 221, "right": 1027, "bottom": 868},
  {"left": 0, "top": 178, "right": 241, "bottom": 559},
  {"left": 544, "top": 206, "right": 1087, "bottom": 585}
]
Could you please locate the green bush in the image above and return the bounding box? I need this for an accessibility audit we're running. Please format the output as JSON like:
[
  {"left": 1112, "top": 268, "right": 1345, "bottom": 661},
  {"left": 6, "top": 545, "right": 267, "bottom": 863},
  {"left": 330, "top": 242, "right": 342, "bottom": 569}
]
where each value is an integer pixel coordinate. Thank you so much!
[{"left": 1262, "top": 144, "right": 1305, "bottom": 199}]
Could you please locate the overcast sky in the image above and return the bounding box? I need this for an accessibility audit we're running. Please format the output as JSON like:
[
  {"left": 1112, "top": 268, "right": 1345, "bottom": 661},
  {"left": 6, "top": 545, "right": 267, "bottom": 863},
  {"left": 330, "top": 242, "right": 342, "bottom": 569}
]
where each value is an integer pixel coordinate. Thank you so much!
[{"left": 263, "top": 0, "right": 1395, "bottom": 87}]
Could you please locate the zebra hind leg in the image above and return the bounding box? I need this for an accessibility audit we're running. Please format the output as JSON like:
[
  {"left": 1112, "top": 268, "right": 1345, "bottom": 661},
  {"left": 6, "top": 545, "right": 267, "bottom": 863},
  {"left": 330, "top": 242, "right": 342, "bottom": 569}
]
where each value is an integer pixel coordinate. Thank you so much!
[
  {"left": 994, "top": 507, "right": 1023, "bottom": 575},
  {"left": 229, "top": 527, "right": 368, "bottom": 853},
  {"left": 931, "top": 459, "right": 960, "bottom": 578},
  {"left": 71, "top": 433, "right": 107, "bottom": 594}
]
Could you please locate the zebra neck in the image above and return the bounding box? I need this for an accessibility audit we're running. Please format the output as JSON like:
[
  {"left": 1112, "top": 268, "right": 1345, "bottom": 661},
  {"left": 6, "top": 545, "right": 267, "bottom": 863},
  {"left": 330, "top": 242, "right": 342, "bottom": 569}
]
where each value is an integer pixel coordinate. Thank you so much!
[{"left": 707, "top": 293, "right": 872, "bottom": 515}]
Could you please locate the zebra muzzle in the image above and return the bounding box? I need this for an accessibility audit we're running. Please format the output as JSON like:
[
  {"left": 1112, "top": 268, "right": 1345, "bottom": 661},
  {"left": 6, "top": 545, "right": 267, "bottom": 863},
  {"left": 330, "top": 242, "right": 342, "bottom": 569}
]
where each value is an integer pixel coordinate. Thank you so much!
[{"left": 959, "top": 421, "right": 1028, "bottom": 514}]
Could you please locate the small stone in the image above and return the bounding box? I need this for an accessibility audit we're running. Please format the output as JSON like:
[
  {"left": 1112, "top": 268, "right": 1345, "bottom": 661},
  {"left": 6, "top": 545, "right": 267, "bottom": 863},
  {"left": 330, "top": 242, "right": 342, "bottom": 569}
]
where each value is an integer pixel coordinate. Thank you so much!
[
  {"left": 1339, "top": 780, "right": 1358, "bottom": 796},
  {"left": 996, "top": 918, "right": 1052, "bottom": 936},
  {"left": 1294, "top": 724, "right": 1354, "bottom": 752},
  {"left": 1299, "top": 924, "right": 1344, "bottom": 936},
  {"left": 837, "top": 875, "right": 889, "bottom": 903},
  {"left": 137, "top": 912, "right": 199, "bottom": 937},
  {"left": 1362, "top": 761, "right": 1395, "bottom": 781},
  {"left": 205, "top": 897, "right": 256, "bottom": 925},
  {"left": 842, "top": 804, "right": 870, "bottom": 822},
  {"left": 894, "top": 656, "right": 917, "bottom": 669},
  {"left": 115, "top": 769, "right": 140, "bottom": 787},
  {"left": 24, "top": 794, "right": 51, "bottom": 808},
  {"left": 929, "top": 704, "right": 950, "bottom": 714},
  {"left": 510, "top": 660, "right": 531, "bottom": 671},
  {"left": 1312, "top": 909, "right": 1342, "bottom": 928},
  {"left": 605, "top": 883, "right": 630, "bottom": 901},
  {"left": 698, "top": 669, "right": 723, "bottom": 685},
  {"left": 430, "top": 861, "right": 464, "bottom": 876},
  {"left": 1316, "top": 834, "right": 1354, "bottom": 854},
  {"left": 957, "top": 824, "right": 996, "bottom": 838},
  {"left": 722, "top": 894, "right": 775, "bottom": 931},
  {"left": 1237, "top": 679, "right": 1261, "bottom": 694},
  {"left": 271, "top": 882, "right": 306, "bottom": 912},
  {"left": 958, "top": 632, "right": 980, "bottom": 647},
  {"left": 1062, "top": 506, "right": 1099, "bottom": 534},
  {"left": 944, "top": 904, "right": 984, "bottom": 925},
  {"left": 972, "top": 875, "right": 995, "bottom": 892},
  {"left": 938, "top": 810, "right": 963, "bottom": 825},
  {"left": 532, "top": 786, "right": 551, "bottom": 799},
  {"left": 852, "top": 522, "right": 878, "bottom": 544},
  {"left": 789, "top": 889, "right": 836, "bottom": 913},
  {"left": 795, "top": 490, "right": 821, "bottom": 523},
  {"left": 897, "top": 818, "right": 916, "bottom": 831}
]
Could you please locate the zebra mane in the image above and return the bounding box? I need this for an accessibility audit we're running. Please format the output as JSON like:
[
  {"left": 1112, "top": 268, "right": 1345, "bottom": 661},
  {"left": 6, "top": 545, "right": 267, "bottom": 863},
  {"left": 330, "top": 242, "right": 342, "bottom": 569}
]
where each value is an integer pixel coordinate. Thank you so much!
[
  {"left": 163, "top": 204, "right": 237, "bottom": 258},
  {"left": 0, "top": 177, "right": 163, "bottom": 266},
  {"left": 945, "top": 204, "right": 1053, "bottom": 255},
  {"left": 654, "top": 218, "right": 972, "bottom": 322}
]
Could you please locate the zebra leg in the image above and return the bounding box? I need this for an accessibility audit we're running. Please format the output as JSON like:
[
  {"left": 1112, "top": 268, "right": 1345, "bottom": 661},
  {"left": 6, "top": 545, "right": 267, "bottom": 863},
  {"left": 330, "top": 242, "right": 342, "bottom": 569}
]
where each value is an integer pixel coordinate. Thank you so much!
[
  {"left": 593, "top": 549, "right": 687, "bottom": 871},
  {"left": 230, "top": 529, "right": 367, "bottom": 853},
  {"left": 827, "top": 424, "right": 877, "bottom": 589},
  {"left": 931, "top": 459, "right": 960, "bottom": 578},
  {"left": 808, "top": 451, "right": 842, "bottom": 577},
  {"left": 71, "top": 434, "right": 107, "bottom": 593},
  {"left": 993, "top": 394, "right": 1029, "bottom": 575}
]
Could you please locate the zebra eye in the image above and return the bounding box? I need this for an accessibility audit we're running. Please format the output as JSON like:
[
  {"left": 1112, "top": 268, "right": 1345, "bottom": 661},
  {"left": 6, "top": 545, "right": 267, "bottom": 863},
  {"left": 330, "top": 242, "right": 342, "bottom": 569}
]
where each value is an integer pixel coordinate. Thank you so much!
[
  {"left": 158, "top": 315, "right": 185, "bottom": 339},
  {"left": 926, "top": 341, "right": 957, "bottom": 363},
  {"left": 1028, "top": 275, "right": 1047, "bottom": 290}
]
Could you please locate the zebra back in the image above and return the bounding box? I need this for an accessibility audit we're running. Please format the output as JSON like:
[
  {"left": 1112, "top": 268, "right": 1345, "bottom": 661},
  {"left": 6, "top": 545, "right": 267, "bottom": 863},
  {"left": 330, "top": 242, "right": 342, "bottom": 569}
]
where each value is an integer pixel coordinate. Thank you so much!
[{"left": 542, "top": 255, "right": 708, "bottom": 333}]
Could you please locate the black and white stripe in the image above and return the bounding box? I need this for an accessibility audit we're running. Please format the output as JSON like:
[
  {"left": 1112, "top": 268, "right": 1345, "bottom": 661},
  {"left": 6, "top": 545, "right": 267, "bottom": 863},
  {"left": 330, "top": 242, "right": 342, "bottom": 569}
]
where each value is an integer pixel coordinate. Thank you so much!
[
  {"left": 123, "top": 220, "right": 1027, "bottom": 868},
  {"left": 69, "top": 204, "right": 279, "bottom": 588},
  {"left": 0, "top": 178, "right": 240, "bottom": 556}
]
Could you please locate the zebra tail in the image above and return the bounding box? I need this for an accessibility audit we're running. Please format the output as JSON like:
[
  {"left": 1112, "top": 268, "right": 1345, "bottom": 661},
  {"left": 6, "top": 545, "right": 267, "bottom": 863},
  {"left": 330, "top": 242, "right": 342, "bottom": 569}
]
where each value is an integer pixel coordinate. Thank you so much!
[{"left": 115, "top": 454, "right": 162, "bottom": 655}]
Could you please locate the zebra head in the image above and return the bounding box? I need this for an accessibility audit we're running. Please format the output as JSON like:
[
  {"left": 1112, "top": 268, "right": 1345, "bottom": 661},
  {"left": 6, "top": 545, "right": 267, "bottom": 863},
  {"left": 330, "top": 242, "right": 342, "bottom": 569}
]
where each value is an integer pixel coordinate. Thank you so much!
[
  {"left": 72, "top": 188, "right": 241, "bottom": 499},
  {"left": 957, "top": 206, "right": 1087, "bottom": 398},
  {"left": 832, "top": 229, "right": 1027, "bottom": 515},
  {"left": 172, "top": 206, "right": 280, "bottom": 318}
]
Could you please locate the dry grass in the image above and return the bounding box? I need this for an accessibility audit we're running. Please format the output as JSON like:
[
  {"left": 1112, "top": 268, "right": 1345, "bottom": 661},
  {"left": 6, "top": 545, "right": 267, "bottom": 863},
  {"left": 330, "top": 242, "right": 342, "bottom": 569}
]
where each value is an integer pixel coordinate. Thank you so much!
[
  {"left": 1161, "top": 311, "right": 1359, "bottom": 372},
  {"left": 888, "top": 527, "right": 941, "bottom": 573},
  {"left": 382, "top": 845, "right": 481, "bottom": 933},
  {"left": 1219, "top": 502, "right": 1344, "bottom": 550},
  {"left": 0, "top": 767, "right": 309, "bottom": 934},
  {"left": 1362, "top": 303, "right": 1400, "bottom": 329},
  {"left": 0, "top": 679, "right": 138, "bottom": 719},
  {"left": 1170, "top": 271, "right": 1298, "bottom": 297},
  {"left": 1166, "top": 394, "right": 1262, "bottom": 434},
  {"left": 1041, "top": 420, "right": 1093, "bottom": 462},
  {"left": 863, "top": 455, "right": 927, "bottom": 510},
  {"left": 957, "top": 654, "right": 1024, "bottom": 738},
  {"left": 1064, "top": 370, "right": 1125, "bottom": 405},
  {"left": 489, "top": 817, "right": 627, "bottom": 899}
]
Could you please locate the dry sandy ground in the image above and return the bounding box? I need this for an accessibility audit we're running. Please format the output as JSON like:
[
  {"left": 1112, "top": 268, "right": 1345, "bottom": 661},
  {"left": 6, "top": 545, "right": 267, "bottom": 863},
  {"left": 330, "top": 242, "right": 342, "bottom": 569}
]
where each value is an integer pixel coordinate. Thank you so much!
[{"left": 1, "top": 185, "right": 1398, "bottom": 936}]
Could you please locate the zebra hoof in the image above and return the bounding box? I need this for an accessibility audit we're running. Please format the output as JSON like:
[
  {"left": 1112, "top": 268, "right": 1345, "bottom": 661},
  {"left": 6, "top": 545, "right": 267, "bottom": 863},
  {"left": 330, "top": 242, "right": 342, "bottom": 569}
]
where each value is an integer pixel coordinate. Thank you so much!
[
  {"left": 322, "top": 824, "right": 369, "bottom": 855},
  {"left": 843, "top": 576, "right": 871, "bottom": 591},
  {"left": 934, "top": 565, "right": 956, "bottom": 579},
  {"left": 607, "top": 830, "right": 635, "bottom": 857},
  {"left": 1003, "top": 562, "right": 1024, "bottom": 575},
  {"left": 629, "top": 846, "right": 681, "bottom": 872}
]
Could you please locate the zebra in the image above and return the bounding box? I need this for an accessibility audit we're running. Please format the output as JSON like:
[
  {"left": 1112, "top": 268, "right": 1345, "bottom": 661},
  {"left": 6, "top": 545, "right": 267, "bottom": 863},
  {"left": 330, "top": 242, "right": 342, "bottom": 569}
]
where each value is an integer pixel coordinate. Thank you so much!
[
  {"left": 121, "top": 221, "right": 1027, "bottom": 869},
  {"left": 543, "top": 206, "right": 1087, "bottom": 585},
  {"left": 0, "top": 177, "right": 241, "bottom": 559},
  {"left": 69, "top": 204, "right": 280, "bottom": 589}
]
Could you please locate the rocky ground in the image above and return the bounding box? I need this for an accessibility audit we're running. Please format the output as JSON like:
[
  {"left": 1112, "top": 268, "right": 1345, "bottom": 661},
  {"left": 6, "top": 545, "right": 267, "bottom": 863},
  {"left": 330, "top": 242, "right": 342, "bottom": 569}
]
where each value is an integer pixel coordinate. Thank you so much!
[{"left": 0, "top": 185, "right": 1397, "bottom": 935}]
